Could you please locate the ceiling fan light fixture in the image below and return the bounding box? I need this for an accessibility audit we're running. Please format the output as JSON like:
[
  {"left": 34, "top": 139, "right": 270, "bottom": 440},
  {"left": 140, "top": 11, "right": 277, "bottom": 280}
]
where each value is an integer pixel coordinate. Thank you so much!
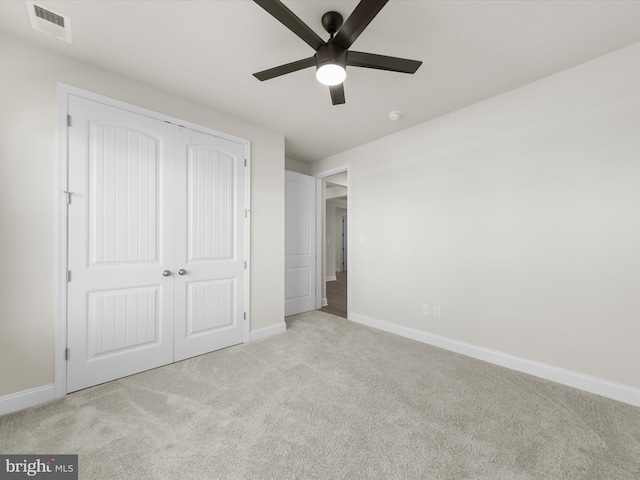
[
  {"left": 316, "top": 63, "right": 346, "bottom": 86},
  {"left": 315, "top": 43, "right": 347, "bottom": 86}
]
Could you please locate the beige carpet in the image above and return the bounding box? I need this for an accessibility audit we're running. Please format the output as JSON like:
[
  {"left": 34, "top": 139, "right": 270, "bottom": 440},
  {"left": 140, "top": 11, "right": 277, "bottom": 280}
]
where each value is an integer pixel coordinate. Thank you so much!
[{"left": 1, "top": 311, "right": 639, "bottom": 479}]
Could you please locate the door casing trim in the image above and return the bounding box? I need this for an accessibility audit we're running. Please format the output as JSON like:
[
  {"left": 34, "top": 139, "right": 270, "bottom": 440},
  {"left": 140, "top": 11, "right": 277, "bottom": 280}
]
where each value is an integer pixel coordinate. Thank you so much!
[{"left": 56, "top": 83, "right": 251, "bottom": 399}]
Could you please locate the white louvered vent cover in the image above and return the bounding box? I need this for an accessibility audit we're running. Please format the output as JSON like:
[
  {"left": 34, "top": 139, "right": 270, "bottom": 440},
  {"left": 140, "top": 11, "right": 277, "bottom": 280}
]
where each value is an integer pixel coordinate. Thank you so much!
[{"left": 25, "top": 1, "right": 72, "bottom": 43}]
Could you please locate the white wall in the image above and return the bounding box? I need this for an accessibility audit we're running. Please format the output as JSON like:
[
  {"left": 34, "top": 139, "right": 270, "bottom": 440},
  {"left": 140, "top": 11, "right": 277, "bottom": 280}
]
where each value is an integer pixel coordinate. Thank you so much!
[
  {"left": 0, "top": 34, "right": 285, "bottom": 398},
  {"left": 312, "top": 42, "right": 640, "bottom": 391}
]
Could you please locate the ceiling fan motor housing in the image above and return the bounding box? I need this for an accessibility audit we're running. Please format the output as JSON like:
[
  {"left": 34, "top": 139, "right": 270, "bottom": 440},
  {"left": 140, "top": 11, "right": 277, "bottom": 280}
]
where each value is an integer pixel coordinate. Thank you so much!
[{"left": 316, "top": 43, "right": 347, "bottom": 70}]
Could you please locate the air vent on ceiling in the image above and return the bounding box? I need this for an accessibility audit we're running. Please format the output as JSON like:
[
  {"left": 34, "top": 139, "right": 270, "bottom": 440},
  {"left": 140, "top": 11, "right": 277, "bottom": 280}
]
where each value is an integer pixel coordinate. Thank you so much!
[{"left": 25, "top": 1, "right": 72, "bottom": 43}]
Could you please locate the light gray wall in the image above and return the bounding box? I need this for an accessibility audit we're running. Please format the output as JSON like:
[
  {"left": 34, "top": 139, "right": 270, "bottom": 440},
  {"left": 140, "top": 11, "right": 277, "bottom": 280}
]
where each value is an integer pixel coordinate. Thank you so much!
[
  {"left": 0, "top": 34, "right": 285, "bottom": 397},
  {"left": 312, "top": 42, "right": 640, "bottom": 390},
  {"left": 285, "top": 157, "right": 311, "bottom": 175},
  {"left": 326, "top": 201, "right": 336, "bottom": 279},
  {"left": 326, "top": 203, "right": 347, "bottom": 274},
  {"left": 335, "top": 208, "right": 347, "bottom": 271},
  {"left": 327, "top": 172, "right": 347, "bottom": 188},
  {"left": 324, "top": 173, "right": 348, "bottom": 280}
]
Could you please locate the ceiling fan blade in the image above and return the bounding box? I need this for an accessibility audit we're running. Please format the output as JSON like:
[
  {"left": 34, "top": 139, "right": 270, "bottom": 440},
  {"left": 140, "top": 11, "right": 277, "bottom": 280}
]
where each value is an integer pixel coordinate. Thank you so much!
[
  {"left": 333, "top": 0, "right": 388, "bottom": 50},
  {"left": 330, "top": 84, "right": 346, "bottom": 105},
  {"left": 253, "top": 57, "right": 316, "bottom": 81},
  {"left": 347, "top": 51, "right": 422, "bottom": 74},
  {"left": 253, "top": 0, "right": 325, "bottom": 51}
]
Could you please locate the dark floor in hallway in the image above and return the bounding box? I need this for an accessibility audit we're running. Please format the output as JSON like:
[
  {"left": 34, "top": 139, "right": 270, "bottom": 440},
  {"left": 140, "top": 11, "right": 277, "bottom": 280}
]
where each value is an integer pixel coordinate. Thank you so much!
[{"left": 321, "top": 271, "right": 347, "bottom": 318}]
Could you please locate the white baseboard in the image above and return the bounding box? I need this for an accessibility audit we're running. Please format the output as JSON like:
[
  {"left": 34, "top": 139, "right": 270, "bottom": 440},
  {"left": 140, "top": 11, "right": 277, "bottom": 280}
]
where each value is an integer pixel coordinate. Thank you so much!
[
  {"left": 326, "top": 276, "right": 337, "bottom": 282},
  {"left": 321, "top": 298, "right": 328, "bottom": 307},
  {"left": 349, "top": 312, "right": 640, "bottom": 408},
  {"left": 0, "top": 384, "right": 55, "bottom": 416},
  {"left": 249, "top": 322, "right": 286, "bottom": 342}
]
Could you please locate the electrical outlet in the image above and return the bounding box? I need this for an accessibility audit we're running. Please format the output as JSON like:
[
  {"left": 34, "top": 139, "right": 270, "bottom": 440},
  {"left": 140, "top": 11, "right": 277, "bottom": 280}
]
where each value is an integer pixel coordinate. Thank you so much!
[
  {"left": 434, "top": 307, "right": 441, "bottom": 318},
  {"left": 422, "top": 304, "right": 429, "bottom": 315}
]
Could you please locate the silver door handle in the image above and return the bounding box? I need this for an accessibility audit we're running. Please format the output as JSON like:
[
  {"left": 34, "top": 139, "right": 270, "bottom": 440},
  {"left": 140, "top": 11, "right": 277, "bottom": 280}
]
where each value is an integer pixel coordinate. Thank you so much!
[
  {"left": 162, "top": 270, "right": 172, "bottom": 277},
  {"left": 178, "top": 269, "right": 187, "bottom": 276}
]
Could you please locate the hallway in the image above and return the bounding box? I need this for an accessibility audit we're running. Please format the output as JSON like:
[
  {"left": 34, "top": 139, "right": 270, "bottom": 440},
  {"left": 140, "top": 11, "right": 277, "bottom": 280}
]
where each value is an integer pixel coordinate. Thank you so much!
[{"left": 321, "top": 271, "right": 347, "bottom": 318}]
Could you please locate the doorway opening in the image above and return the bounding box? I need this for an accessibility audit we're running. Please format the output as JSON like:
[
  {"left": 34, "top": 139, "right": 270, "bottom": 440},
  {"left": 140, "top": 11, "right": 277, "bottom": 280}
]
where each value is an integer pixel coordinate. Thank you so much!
[{"left": 319, "top": 170, "right": 348, "bottom": 318}]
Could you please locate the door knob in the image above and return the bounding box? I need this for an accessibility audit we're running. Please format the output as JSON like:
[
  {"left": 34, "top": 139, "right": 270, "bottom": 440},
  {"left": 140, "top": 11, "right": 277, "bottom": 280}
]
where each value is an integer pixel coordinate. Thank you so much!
[
  {"left": 162, "top": 270, "right": 172, "bottom": 277},
  {"left": 178, "top": 269, "right": 187, "bottom": 276}
]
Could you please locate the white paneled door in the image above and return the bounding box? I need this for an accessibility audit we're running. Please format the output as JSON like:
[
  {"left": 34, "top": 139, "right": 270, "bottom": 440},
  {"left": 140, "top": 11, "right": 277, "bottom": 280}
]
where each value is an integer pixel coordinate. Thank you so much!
[
  {"left": 66, "top": 95, "right": 246, "bottom": 392},
  {"left": 285, "top": 171, "right": 317, "bottom": 316},
  {"left": 173, "top": 128, "right": 246, "bottom": 361}
]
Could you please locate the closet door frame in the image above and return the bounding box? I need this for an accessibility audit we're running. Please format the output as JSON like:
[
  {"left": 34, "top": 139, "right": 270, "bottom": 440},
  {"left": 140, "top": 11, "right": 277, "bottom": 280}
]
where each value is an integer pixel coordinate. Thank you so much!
[{"left": 55, "top": 83, "right": 251, "bottom": 399}]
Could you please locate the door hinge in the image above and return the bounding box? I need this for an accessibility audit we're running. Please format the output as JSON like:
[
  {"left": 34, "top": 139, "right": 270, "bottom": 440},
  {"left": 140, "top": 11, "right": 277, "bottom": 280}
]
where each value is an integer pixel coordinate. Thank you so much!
[
  {"left": 65, "top": 348, "right": 69, "bottom": 360},
  {"left": 67, "top": 270, "right": 71, "bottom": 282},
  {"left": 67, "top": 114, "right": 72, "bottom": 127},
  {"left": 243, "top": 312, "right": 247, "bottom": 321},
  {"left": 244, "top": 158, "right": 247, "bottom": 167},
  {"left": 245, "top": 209, "right": 248, "bottom": 218},
  {"left": 63, "top": 190, "right": 74, "bottom": 205},
  {"left": 244, "top": 261, "right": 247, "bottom": 269}
]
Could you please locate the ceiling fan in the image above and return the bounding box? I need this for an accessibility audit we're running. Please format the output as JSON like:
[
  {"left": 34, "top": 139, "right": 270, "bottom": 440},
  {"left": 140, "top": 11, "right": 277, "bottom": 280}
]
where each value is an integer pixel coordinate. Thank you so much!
[{"left": 252, "top": 0, "right": 423, "bottom": 105}]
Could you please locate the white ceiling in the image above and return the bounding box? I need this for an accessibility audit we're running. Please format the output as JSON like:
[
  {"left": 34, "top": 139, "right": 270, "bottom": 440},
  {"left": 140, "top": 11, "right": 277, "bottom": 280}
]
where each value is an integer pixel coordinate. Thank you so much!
[{"left": 1, "top": 0, "right": 640, "bottom": 163}]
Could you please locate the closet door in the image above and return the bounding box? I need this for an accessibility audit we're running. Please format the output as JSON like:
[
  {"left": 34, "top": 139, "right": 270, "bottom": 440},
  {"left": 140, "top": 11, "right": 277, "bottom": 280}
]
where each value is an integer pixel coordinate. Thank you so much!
[
  {"left": 66, "top": 95, "right": 248, "bottom": 392},
  {"left": 66, "top": 95, "right": 176, "bottom": 392},
  {"left": 173, "top": 128, "right": 246, "bottom": 361}
]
